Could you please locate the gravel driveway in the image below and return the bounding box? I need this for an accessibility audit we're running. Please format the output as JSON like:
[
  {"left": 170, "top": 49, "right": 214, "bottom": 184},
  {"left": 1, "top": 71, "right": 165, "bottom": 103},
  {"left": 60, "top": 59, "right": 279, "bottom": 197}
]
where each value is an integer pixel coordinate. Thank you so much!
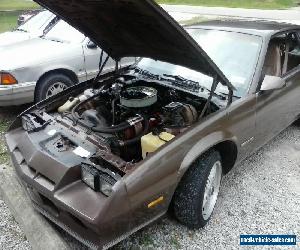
[{"left": 0, "top": 108, "right": 299, "bottom": 250}]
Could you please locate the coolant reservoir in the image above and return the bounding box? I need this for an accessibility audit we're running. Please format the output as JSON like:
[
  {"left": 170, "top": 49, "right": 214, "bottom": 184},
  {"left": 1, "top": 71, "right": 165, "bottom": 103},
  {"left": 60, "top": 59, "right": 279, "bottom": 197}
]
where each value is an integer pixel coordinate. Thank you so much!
[
  {"left": 141, "top": 132, "right": 175, "bottom": 159},
  {"left": 58, "top": 97, "right": 80, "bottom": 113},
  {"left": 58, "top": 93, "right": 89, "bottom": 113}
]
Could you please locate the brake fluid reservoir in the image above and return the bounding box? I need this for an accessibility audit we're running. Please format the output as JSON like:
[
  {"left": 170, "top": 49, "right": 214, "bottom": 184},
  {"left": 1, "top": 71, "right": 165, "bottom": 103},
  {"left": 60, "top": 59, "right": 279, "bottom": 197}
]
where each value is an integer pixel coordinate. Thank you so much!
[{"left": 141, "top": 132, "right": 175, "bottom": 159}]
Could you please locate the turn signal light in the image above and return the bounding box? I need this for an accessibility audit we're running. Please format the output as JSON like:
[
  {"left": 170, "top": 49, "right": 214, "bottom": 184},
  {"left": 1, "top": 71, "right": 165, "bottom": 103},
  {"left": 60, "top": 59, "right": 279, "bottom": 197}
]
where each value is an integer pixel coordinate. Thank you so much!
[
  {"left": 0, "top": 72, "right": 18, "bottom": 85},
  {"left": 148, "top": 196, "right": 164, "bottom": 208}
]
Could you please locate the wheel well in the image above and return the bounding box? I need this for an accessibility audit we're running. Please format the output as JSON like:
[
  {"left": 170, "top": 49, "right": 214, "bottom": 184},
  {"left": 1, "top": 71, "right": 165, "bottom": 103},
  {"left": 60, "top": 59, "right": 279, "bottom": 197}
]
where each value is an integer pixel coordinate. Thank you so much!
[
  {"left": 214, "top": 140, "right": 238, "bottom": 174},
  {"left": 170, "top": 140, "right": 237, "bottom": 213},
  {"left": 36, "top": 69, "right": 79, "bottom": 88},
  {"left": 34, "top": 69, "right": 79, "bottom": 102}
]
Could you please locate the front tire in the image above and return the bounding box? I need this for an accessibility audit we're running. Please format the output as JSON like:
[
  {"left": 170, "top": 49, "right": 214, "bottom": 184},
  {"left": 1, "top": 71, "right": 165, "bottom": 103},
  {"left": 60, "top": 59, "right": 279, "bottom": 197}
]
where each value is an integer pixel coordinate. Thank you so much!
[
  {"left": 173, "top": 150, "right": 222, "bottom": 228},
  {"left": 35, "top": 73, "right": 74, "bottom": 103}
]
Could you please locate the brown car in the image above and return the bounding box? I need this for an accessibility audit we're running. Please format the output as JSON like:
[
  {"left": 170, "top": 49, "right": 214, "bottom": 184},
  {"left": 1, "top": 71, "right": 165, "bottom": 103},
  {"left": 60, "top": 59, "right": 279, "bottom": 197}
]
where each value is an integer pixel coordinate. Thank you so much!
[{"left": 5, "top": 0, "right": 300, "bottom": 249}]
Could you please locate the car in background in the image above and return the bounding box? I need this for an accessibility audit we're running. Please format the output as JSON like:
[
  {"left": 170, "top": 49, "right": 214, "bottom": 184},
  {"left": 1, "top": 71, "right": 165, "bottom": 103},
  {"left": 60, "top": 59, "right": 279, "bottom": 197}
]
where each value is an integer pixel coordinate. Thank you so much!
[
  {"left": 0, "top": 19, "right": 132, "bottom": 106},
  {"left": 17, "top": 9, "right": 42, "bottom": 25},
  {"left": 0, "top": 10, "right": 56, "bottom": 47}
]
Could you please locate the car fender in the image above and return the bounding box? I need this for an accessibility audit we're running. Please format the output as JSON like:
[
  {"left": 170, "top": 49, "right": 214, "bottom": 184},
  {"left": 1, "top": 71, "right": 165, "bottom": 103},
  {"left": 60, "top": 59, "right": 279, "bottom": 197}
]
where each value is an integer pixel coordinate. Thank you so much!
[
  {"left": 10, "top": 61, "right": 84, "bottom": 87},
  {"left": 177, "top": 130, "right": 238, "bottom": 179},
  {"left": 36, "top": 63, "right": 85, "bottom": 83}
]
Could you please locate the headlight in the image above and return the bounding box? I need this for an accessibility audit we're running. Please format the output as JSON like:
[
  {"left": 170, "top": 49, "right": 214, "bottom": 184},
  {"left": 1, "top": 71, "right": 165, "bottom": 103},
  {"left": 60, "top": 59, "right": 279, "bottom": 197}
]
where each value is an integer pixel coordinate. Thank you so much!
[
  {"left": 0, "top": 72, "right": 18, "bottom": 85},
  {"left": 81, "top": 164, "right": 100, "bottom": 191},
  {"left": 81, "top": 164, "right": 118, "bottom": 196}
]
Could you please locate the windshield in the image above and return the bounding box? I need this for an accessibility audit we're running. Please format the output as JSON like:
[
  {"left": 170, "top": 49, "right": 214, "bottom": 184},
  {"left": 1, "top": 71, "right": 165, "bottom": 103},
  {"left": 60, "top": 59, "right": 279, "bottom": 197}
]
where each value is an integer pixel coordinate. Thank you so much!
[
  {"left": 18, "top": 10, "right": 54, "bottom": 34},
  {"left": 137, "top": 29, "right": 262, "bottom": 97},
  {"left": 44, "top": 20, "right": 85, "bottom": 43}
]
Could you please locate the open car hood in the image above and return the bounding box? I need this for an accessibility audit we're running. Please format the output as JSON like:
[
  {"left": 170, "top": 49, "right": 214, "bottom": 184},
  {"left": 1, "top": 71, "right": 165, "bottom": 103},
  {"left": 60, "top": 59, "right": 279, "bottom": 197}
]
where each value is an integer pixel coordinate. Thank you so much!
[{"left": 34, "top": 0, "right": 234, "bottom": 90}]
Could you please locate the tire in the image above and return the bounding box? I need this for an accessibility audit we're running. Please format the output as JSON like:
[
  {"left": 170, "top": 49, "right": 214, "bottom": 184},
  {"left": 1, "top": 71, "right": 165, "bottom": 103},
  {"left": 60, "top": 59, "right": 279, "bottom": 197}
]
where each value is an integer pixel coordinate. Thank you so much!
[
  {"left": 173, "top": 149, "right": 223, "bottom": 229},
  {"left": 35, "top": 73, "right": 74, "bottom": 103}
]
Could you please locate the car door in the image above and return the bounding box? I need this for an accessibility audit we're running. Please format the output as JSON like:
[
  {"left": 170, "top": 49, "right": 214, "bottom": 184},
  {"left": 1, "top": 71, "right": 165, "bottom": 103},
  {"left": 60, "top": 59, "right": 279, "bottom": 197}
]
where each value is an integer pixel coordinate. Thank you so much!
[
  {"left": 82, "top": 39, "right": 116, "bottom": 81},
  {"left": 255, "top": 31, "right": 300, "bottom": 146}
]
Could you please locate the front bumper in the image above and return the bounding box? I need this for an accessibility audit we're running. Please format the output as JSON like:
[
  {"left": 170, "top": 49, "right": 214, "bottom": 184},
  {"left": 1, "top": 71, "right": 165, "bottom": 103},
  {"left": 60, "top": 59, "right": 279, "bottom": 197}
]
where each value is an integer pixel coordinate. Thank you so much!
[
  {"left": 0, "top": 82, "right": 35, "bottom": 106},
  {"left": 5, "top": 127, "right": 133, "bottom": 249}
]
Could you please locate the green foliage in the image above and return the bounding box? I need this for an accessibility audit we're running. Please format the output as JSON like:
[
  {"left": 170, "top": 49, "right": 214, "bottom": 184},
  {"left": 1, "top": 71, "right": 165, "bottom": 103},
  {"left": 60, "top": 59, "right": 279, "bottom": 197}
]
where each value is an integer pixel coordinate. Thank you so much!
[
  {"left": 0, "top": 120, "right": 10, "bottom": 165},
  {"left": 0, "top": 0, "right": 40, "bottom": 33},
  {"left": 0, "top": 0, "right": 38, "bottom": 11},
  {"left": 157, "top": 0, "right": 297, "bottom": 9},
  {"left": 170, "top": 235, "right": 181, "bottom": 249},
  {"left": 140, "top": 234, "right": 155, "bottom": 247},
  {"left": 0, "top": 12, "right": 19, "bottom": 33}
]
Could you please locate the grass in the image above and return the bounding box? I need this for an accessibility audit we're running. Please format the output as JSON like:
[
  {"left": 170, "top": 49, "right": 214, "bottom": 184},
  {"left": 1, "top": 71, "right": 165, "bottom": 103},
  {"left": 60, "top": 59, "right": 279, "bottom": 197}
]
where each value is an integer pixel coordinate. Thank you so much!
[
  {"left": 0, "top": 11, "right": 20, "bottom": 33},
  {"left": 0, "top": 0, "right": 40, "bottom": 33},
  {"left": 139, "top": 234, "right": 155, "bottom": 246},
  {"left": 0, "top": 0, "right": 296, "bottom": 10},
  {"left": 0, "top": 0, "right": 297, "bottom": 12},
  {"left": 0, "top": 0, "right": 38, "bottom": 11},
  {"left": 0, "top": 119, "right": 11, "bottom": 165},
  {"left": 170, "top": 236, "right": 181, "bottom": 249},
  {"left": 157, "top": 0, "right": 298, "bottom": 9},
  {"left": 0, "top": 106, "right": 27, "bottom": 165}
]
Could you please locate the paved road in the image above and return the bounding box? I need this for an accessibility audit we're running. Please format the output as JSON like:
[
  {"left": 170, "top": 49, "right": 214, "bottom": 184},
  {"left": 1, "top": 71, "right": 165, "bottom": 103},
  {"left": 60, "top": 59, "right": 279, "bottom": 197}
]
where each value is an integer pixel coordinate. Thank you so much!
[{"left": 163, "top": 4, "right": 300, "bottom": 24}]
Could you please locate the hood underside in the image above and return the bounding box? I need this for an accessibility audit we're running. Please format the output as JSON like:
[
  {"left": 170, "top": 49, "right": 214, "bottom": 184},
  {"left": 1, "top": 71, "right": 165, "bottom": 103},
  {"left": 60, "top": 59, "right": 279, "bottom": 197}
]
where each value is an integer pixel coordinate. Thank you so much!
[{"left": 34, "top": 0, "right": 234, "bottom": 90}]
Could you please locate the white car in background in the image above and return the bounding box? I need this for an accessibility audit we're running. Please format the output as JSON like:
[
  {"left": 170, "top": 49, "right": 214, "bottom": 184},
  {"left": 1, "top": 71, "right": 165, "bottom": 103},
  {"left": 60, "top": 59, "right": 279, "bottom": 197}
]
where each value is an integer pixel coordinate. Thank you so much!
[
  {"left": 0, "top": 19, "right": 133, "bottom": 106},
  {"left": 0, "top": 10, "right": 56, "bottom": 47}
]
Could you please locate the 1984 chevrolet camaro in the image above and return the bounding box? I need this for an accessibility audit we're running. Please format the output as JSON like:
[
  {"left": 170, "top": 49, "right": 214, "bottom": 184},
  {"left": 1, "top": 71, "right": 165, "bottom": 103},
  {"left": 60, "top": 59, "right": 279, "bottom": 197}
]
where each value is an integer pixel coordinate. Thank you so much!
[{"left": 5, "top": 0, "right": 300, "bottom": 249}]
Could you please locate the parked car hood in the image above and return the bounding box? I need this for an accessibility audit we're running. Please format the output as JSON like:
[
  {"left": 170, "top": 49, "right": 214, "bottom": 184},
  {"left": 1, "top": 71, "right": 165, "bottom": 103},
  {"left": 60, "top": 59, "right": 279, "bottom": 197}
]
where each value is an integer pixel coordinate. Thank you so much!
[
  {"left": 0, "top": 31, "right": 32, "bottom": 47},
  {"left": 34, "top": 0, "right": 234, "bottom": 90},
  {"left": 0, "top": 38, "right": 82, "bottom": 71}
]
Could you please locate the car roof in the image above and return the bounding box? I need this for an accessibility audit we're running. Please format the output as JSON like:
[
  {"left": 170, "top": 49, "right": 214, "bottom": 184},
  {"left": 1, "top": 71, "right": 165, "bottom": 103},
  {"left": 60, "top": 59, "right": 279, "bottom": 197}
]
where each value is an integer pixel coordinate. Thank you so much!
[{"left": 188, "top": 19, "right": 300, "bottom": 37}]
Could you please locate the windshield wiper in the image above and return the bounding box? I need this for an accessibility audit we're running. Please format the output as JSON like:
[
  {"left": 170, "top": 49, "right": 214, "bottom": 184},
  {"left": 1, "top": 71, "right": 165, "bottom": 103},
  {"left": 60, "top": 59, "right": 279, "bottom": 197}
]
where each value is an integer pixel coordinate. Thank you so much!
[
  {"left": 163, "top": 74, "right": 233, "bottom": 101},
  {"left": 134, "top": 68, "right": 199, "bottom": 92},
  {"left": 164, "top": 74, "right": 239, "bottom": 101},
  {"left": 163, "top": 74, "right": 187, "bottom": 81},
  {"left": 218, "top": 92, "right": 241, "bottom": 99},
  {"left": 162, "top": 74, "right": 201, "bottom": 92},
  {"left": 15, "top": 28, "right": 28, "bottom": 33},
  {"left": 46, "top": 37, "right": 64, "bottom": 43},
  {"left": 42, "top": 16, "right": 60, "bottom": 36},
  {"left": 133, "top": 67, "right": 161, "bottom": 81},
  {"left": 134, "top": 69, "right": 227, "bottom": 101}
]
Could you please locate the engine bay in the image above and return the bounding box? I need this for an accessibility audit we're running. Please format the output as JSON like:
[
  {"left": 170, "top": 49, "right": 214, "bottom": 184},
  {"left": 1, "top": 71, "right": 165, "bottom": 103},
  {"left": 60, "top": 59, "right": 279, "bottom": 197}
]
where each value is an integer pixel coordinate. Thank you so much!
[
  {"left": 20, "top": 74, "right": 221, "bottom": 178},
  {"left": 65, "top": 77, "right": 219, "bottom": 161}
]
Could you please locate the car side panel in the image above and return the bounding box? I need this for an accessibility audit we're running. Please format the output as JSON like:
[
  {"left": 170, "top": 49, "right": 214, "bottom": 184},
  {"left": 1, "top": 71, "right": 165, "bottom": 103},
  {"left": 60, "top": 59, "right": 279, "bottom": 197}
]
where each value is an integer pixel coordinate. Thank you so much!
[{"left": 283, "top": 69, "right": 300, "bottom": 120}]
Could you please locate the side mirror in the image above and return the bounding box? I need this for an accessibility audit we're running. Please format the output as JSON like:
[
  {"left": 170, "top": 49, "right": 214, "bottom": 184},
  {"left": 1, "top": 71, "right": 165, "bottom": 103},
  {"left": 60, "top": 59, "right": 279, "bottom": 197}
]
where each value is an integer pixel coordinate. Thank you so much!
[
  {"left": 260, "top": 75, "right": 286, "bottom": 92},
  {"left": 87, "top": 41, "right": 98, "bottom": 49}
]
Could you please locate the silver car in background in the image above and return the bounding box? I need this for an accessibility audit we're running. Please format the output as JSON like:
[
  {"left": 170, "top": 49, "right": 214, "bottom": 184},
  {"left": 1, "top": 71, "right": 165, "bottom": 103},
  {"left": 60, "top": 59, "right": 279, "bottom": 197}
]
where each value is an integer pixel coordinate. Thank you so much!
[
  {"left": 0, "top": 19, "right": 125, "bottom": 106},
  {"left": 0, "top": 10, "right": 56, "bottom": 47}
]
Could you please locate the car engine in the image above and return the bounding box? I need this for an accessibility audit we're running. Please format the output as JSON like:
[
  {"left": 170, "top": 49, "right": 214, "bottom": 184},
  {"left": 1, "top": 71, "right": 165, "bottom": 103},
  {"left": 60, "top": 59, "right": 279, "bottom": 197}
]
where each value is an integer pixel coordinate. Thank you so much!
[{"left": 54, "top": 77, "right": 218, "bottom": 162}]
